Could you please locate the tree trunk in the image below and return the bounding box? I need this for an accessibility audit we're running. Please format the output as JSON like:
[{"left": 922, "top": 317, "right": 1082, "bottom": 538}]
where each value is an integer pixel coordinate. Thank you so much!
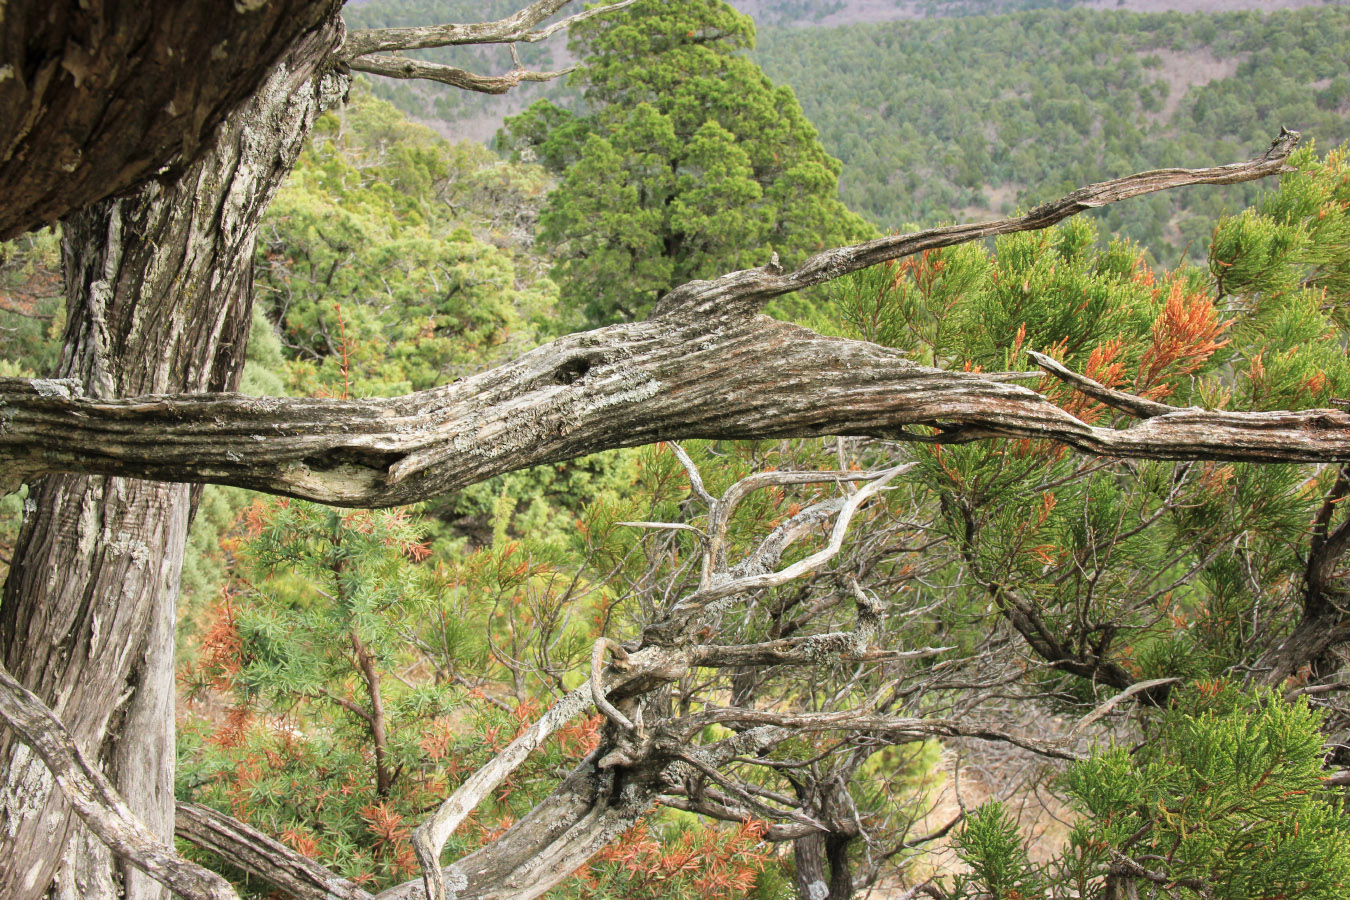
[
  {"left": 0, "top": 17, "right": 344, "bottom": 899},
  {"left": 793, "top": 833, "right": 830, "bottom": 900},
  {"left": 824, "top": 833, "right": 854, "bottom": 900},
  {"left": 0, "top": 0, "right": 339, "bottom": 242}
]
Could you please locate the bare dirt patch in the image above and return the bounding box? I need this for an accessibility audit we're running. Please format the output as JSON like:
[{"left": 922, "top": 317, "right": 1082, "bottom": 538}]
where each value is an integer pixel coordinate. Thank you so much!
[{"left": 1140, "top": 46, "right": 1244, "bottom": 122}]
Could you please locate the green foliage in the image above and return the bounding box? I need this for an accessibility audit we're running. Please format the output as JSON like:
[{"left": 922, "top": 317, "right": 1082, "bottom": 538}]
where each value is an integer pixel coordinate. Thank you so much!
[
  {"left": 754, "top": 6, "right": 1350, "bottom": 261},
  {"left": 951, "top": 802, "right": 1043, "bottom": 900},
  {"left": 0, "top": 228, "right": 62, "bottom": 378},
  {"left": 502, "top": 0, "right": 872, "bottom": 325},
  {"left": 178, "top": 492, "right": 781, "bottom": 898},
  {"left": 257, "top": 81, "right": 558, "bottom": 398},
  {"left": 949, "top": 686, "right": 1350, "bottom": 900},
  {"left": 1059, "top": 684, "right": 1350, "bottom": 900},
  {"left": 812, "top": 148, "right": 1350, "bottom": 707},
  {"left": 351, "top": 3, "right": 1350, "bottom": 267},
  {"left": 177, "top": 498, "right": 600, "bottom": 891}
]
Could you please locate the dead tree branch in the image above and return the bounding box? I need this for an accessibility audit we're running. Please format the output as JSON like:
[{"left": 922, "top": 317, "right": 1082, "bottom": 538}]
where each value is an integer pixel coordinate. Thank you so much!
[
  {"left": 347, "top": 57, "right": 574, "bottom": 94},
  {"left": 175, "top": 802, "right": 372, "bottom": 900},
  {"left": 0, "top": 664, "right": 240, "bottom": 900},
  {"left": 0, "top": 134, "right": 1324, "bottom": 505},
  {"left": 341, "top": 0, "right": 635, "bottom": 57},
  {"left": 341, "top": 0, "right": 634, "bottom": 95}
]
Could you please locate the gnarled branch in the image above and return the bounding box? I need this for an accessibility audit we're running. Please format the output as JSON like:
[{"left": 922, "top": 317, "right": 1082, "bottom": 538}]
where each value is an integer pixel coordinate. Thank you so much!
[
  {"left": 348, "top": 56, "right": 574, "bottom": 94},
  {"left": 0, "top": 664, "right": 239, "bottom": 900},
  {"left": 0, "top": 134, "right": 1325, "bottom": 506},
  {"left": 341, "top": 0, "right": 635, "bottom": 58},
  {"left": 175, "top": 802, "right": 371, "bottom": 900}
]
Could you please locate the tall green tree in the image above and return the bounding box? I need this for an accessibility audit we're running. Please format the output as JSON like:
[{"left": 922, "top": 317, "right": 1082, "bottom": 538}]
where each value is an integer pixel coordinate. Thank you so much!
[{"left": 502, "top": 0, "right": 872, "bottom": 325}]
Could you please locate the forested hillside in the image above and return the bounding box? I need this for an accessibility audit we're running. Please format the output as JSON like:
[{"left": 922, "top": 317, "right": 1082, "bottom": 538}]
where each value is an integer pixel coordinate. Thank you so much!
[
  {"left": 755, "top": 5, "right": 1350, "bottom": 260},
  {"left": 347, "top": 0, "right": 1350, "bottom": 263}
]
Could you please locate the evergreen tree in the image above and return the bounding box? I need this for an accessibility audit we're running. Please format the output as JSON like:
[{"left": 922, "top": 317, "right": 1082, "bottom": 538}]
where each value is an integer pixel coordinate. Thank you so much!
[
  {"left": 501, "top": 0, "right": 872, "bottom": 325},
  {"left": 952, "top": 684, "right": 1350, "bottom": 900}
]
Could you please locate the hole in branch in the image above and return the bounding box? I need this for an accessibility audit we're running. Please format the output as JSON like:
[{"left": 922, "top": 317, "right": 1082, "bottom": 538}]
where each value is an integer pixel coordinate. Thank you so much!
[{"left": 553, "top": 357, "right": 593, "bottom": 386}]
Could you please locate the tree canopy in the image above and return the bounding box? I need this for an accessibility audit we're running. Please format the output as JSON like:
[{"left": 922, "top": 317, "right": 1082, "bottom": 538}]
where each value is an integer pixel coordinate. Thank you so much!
[{"left": 502, "top": 0, "right": 871, "bottom": 324}]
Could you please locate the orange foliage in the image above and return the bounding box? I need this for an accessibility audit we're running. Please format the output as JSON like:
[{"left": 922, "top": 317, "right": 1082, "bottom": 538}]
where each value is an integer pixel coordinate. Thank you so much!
[
  {"left": 555, "top": 714, "right": 603, "bottom": 758},
  {"left": 583, "top": 818, "right": 770, "bottom": 900},
  {"left": 280, "top": 826, "right": 321, "bottom": 858},
  {"left": 211, "top": 705, "right": 254, "bottom": 750},
  {"left": 1136, "top": 279, "right": 1230, "bottom": 399},
  {"left": 360, "top": 801, "right": 418, "bottom": 875},
  {"left": 181, "top": 598, "right": 244, "bottom": 696}
]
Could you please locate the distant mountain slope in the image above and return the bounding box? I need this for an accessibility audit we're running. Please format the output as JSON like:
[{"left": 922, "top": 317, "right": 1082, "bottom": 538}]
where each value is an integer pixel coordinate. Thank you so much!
[
  {"left": 734, "top": 0, "right": 1344, "bottom": 27},
  {"left": 344, "top": 1, "right": 1350, "bottom": 262},
  {"left": 754, "top": 5, "right": 1350, "bottom": 258}
]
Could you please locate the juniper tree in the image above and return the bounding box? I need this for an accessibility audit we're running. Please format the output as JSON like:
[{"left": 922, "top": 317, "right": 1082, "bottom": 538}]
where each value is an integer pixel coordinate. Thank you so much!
[
  {"left": 502, "top": 0, "right": 872, "bottom": 325},
  {"left": 950, "top": 685, "right": 1350, "bottom": 900}
]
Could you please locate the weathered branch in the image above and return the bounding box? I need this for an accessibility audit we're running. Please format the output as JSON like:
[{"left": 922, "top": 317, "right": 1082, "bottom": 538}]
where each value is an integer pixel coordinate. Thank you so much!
[
  {"left": 348, "top": 56, "right": 574, "bottom": 94},
  {"left": 666, "top": 707, "right": 1084, "bottom": 761},
  {"left": 647, "top": 464, "right": 915, "bottom": 643},
  {"left": 341, "top": 0, "right": 636, "bottom": 57},
  {"left": 649, "top": 129, "right": 1301, "bottom": 319},
  {"left": 657, "top": 791, "right": 823, "bottom": 841},
  {"left": 590, "top": 638, "right": 636, "bottom": 732},
  {"left": 1071, "top": 677, "right": 1181, "bottom": 733},
  {"left": 410, "top": 686, "right": 595, "bottom": 900},
  {"left": 1257, "top": 463, "right": 1350, "bottom": 683},
  {"left": 175, "top": 802, "right": 372, "bottom": 900},
  {"left": 1, "top": 134, "right": 1326, "bottom": 505},
  {"left": 0, "top": 664, "right": 239, "bottom": 900},
  {"left": 1027, "top": 350, "right": 1179, "bottom": 419}
]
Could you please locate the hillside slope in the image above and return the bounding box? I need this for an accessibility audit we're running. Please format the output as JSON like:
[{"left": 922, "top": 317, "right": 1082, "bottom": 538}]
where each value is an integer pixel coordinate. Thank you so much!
[{"left": 344, "top": 1, "right": 1350, "bottom": 261}]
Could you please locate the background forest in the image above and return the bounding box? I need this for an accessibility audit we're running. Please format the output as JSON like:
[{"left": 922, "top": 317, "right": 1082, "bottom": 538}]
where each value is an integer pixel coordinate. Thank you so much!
[{"left": 3, "top": 0, "right": 1350, "bottom": 898}]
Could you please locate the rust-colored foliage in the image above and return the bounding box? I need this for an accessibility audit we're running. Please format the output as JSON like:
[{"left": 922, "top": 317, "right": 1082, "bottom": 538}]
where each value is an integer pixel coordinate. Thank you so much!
[
  {"left": 359, "top": 801, "right": 418, "bottom": 875},
  {"left": 1136, "top": 278, "right": 1231, "bottom": 399},
  {"left": 582, "top": 818, "right": 770, "bottom": 900}
]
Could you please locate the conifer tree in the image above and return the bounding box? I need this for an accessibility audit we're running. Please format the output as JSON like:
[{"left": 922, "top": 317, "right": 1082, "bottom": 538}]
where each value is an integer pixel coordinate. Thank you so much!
[
  {"left": 951, "top": 685, "right": 1350, "bottom": 900},
  {"left": 501, "top": 0, "right": 872, "bottom": 325}
]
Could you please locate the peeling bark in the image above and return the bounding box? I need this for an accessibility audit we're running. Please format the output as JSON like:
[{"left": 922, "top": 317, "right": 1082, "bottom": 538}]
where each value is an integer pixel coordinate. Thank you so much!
[
  {"left": 0, "top": 0, "right": 341, "bottom": 241},
  {"left": 0, "top": 17, "right": 345, "bottom": 899}
]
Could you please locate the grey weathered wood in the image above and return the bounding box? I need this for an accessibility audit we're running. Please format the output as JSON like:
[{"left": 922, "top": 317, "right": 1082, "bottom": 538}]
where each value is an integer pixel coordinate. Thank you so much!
[
  {"left": 0, "top": 664, "right": 239, "bottom": 900},
  {"left": 175, "top": 803, "right": 372, "bottom": 900},
  {"left": 0, "top": 18, "right": 346, "bottom": 900},
  {"left": 349, "top": 55, "right": 573, "bottom": 94},
  {"left": 340, "top": 0, "right": 635, "bottom": 57},
  {"left": 0, "top": 132, "right": 1328, "bottom": 510},
  {"left": 341, "top": 0, "right": 633, "bottom": 94}
]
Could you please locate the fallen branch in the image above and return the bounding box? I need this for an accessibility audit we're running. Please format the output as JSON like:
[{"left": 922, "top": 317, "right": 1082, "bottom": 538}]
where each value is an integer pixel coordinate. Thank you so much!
[{"left": 175, "top": 802, "right": 371, "bottom": 900}]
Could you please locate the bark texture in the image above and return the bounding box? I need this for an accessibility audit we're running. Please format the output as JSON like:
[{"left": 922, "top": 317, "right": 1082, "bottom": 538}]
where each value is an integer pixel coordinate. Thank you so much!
[
  {"left": 0, "top": 16, "right": 345, "bottom": 900},
  {"left": 0, "top": 134, "right": 1320, "bottom": 507},
  {"left": 5, "top": 317, "right": 1350, "bottom": 507},
  {"left": 0, "top": 666, "right": 237, "bottom": 900},
  {"left": 0, "top": 0, "right": 341, "bottom": 241}
]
